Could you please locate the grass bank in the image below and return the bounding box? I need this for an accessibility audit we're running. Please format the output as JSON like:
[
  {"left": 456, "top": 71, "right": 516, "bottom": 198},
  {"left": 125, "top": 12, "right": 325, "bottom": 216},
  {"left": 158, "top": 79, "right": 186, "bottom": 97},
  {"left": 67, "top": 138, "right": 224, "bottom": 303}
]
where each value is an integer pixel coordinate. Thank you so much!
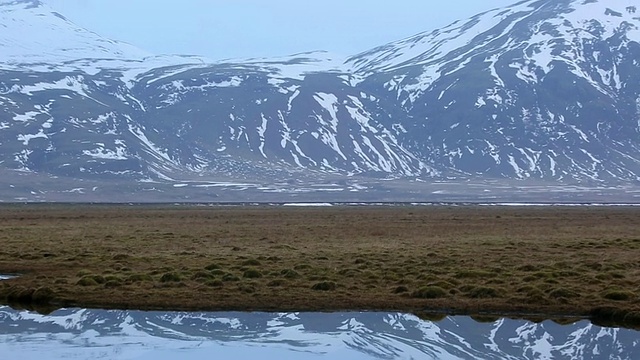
[{"left": 0, "top": 204, "right": 639, "bottom": 328}]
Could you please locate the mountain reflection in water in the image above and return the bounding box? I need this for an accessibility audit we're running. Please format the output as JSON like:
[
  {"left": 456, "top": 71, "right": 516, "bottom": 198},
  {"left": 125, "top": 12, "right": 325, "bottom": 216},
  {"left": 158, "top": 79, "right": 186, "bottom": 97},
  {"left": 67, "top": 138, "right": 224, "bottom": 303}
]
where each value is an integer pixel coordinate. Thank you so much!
[{"left": 0, "top": 307, "right": 638, "bottom": 359}]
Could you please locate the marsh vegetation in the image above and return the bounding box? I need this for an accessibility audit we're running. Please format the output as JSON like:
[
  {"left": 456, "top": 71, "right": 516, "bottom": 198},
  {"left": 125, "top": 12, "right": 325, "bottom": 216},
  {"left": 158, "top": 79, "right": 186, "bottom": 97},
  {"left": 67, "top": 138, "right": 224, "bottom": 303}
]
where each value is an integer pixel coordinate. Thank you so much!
[{"left": 0, "top": 204, "right": 638, "bottom": 326}]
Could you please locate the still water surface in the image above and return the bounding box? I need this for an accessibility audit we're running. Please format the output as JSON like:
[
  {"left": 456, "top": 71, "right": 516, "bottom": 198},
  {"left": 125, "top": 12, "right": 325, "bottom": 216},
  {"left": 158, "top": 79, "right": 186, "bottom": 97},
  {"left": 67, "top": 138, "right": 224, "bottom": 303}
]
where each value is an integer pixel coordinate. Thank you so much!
[{"left": 0, "top": 306, "right": 638, "bottom": 359}]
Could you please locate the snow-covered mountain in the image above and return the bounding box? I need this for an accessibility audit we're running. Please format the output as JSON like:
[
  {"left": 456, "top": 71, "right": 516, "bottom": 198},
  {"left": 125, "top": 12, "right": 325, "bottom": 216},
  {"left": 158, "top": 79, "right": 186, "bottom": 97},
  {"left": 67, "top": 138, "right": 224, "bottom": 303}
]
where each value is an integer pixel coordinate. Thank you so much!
[
  {"left": 348, "top": 0, "right": 640, "bottom": 181},
  {"left": 0, "top": 0, "right": 148, "bottom": 65},
  {"left": 0, "top": 307, "right": 638, "bottom": 359},
  {"left": 0, "top": 0, "right": 213, "bottom": 81},
  {"left": 1, "top": 0, "right": 640, "bottom": 200}
]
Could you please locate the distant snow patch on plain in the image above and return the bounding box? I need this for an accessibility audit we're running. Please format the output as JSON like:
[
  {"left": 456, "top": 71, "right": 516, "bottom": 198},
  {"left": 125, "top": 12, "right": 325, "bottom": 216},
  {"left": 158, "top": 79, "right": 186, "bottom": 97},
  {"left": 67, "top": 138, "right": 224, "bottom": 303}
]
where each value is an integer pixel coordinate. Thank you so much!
[
  {"left": 283, "top": 203, "right": 334, "bottom": 207},
  {"left": 193, "top": 182, "right": 254, "bottom": 188}
]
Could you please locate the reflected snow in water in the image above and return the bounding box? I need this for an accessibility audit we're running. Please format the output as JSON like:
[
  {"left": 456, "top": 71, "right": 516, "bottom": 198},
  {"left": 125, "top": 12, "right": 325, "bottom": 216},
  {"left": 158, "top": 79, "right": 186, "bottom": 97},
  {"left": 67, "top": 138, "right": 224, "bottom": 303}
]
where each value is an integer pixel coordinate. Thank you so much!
[{"left": 0, "top": 307, "right": 638, "bottom": 359}]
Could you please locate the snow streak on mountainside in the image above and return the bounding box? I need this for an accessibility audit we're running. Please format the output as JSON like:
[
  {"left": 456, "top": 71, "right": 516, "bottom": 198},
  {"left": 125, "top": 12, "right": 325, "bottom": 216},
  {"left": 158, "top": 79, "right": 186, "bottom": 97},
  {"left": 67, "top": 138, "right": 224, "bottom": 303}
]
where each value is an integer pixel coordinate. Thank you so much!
[{"left": 1, "top": 0, "right": 640, "bottom": 191}]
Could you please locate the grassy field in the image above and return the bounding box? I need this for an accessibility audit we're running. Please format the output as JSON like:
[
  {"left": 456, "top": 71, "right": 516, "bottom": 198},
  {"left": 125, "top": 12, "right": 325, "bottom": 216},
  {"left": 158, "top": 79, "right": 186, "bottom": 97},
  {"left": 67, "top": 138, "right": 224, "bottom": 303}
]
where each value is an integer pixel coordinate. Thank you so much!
[{"left": 0, "top": 204, "right": 639, "bottom": 327}]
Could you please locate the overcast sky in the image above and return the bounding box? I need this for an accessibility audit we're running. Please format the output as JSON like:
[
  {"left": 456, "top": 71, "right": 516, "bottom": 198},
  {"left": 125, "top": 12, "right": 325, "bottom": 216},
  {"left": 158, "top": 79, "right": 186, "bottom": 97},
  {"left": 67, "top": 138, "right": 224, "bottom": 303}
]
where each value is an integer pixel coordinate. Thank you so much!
[{"left": 43, "top": 0, "right": 516, "bottom": 60}]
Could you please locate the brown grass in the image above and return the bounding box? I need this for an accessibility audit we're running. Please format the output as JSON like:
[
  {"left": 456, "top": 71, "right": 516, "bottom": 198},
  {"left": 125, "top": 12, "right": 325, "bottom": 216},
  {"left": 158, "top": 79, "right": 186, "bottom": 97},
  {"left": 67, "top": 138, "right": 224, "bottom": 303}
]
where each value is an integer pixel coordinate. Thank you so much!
[{"left": 0, "top": 204, "right": 639, "bottom": 326}]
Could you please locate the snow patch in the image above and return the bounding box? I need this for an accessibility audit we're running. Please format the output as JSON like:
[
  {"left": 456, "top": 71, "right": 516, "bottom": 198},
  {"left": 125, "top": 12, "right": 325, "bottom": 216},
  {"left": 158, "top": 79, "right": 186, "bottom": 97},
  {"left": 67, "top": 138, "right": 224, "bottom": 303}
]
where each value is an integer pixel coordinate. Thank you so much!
[
  {"left": 314, "top": 93, "right": 340, "bottom": 131},
  {"left": 636, "top": 96, "right": 640, "bottom": 132},
  {"left": 13, "top": 111, "right": 40, "bottom": 122},
  {"left": 83, "top": 145, "right": 128, "bottom": 160},
  {"left": 15, "top": 76, "right": 107, "bottom": 106},
  {"left": 283, "top": 203, "right": 333, "bottom": 207},
  {"left": 17, "top": 129, "right": 48, "bottom": 145},
  {"left": 257, "top": 114, "right": 268, "bottom": 158}
]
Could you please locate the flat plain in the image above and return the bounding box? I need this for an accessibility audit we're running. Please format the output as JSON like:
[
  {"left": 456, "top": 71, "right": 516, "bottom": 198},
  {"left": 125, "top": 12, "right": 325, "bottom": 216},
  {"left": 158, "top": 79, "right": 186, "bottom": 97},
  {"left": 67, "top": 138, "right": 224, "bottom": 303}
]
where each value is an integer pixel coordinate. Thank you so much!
[{"left": 0, "top": 204, "right": 639, "bottom": 326}]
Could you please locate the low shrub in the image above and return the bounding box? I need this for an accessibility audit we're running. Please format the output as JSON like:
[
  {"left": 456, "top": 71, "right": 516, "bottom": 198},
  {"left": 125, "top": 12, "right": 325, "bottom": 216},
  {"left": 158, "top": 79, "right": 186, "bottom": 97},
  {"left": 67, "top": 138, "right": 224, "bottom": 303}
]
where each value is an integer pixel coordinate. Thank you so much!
[
  {"left": 6, "top": 286, "right": 34, "bottom": 302},
  {"left": 222, "top": 273, "right": 240, "bottom": 282},
  {"left": 76, "top": 269, "right": 92, "bottom": 277},
  {"left": 126, "top": 274, "right": 153, "bottom": 283},
  {"left": 191, "top": 271, "right": 214, "bottom": 281},
  {"left": 243, "top": 269, "right": 262, "bottom": 279},
  {"left": 455, "top": 270, "right": 495, "bottom": 279},
  {"left": 517, "top": 264, "right": 540, "bottom": 272},
  {"left": 427, "top": 281, "right": 456, "bottom": 290},
  {"left": 415, "top": 312, "right": 447, "bottom": 322},
  {"left": 393, "top": 285, "right": 409, "bottom": 294},
  {"left": 467, "top": 286, "right": 501, "bottom": 299},
  {"left": 549, "top": 288, "right": 579, "bottom": 299},
  {"left": 206, "top": 280, "right": 224, "bottom": 288},
  {"left": 160, "top": 272, "right": 182, "bottom": 283},
  {"left": 267, "top": 279, "right": 285, "bottom": 287},
  {"left": 623, "top": 311, "right": 640, "bottom": 325},
  {"left": 31, "top": 287, "right": 55, "bottom": 304},
  {"left": 238, "top": 284, "right": 255, "bottom": 293},
  {"left": 338, "top": 268, "right": 361, "bottom": 276},
  {"left": 312, "top": 281, "right": 337, "bottom": 291},
  {"left": 608, "top": 272, "right": 626, "bottom": 279},
  {"left": 603, "top": 290, "right": 635, "bottom": 301},
  {"left": 77, "top": 276, "right": 98, "bottom": 286},
  {"left": 280, "top": 269, "right": 300, "bottom": 279},
  {"left": 104, "top": 279, "right": 123, "bottom": 288},
  {"left": 412, "top": 286, "right": 447, "bottom": 299},
  {"left": 242, "top": 259, "right": 261, "bottom": 266},
  {"left": 471, "top": 315, "right": 500, "bottom": 323},
  {"left": 204, "top": 263, "right": 221, "bottom": 271}
]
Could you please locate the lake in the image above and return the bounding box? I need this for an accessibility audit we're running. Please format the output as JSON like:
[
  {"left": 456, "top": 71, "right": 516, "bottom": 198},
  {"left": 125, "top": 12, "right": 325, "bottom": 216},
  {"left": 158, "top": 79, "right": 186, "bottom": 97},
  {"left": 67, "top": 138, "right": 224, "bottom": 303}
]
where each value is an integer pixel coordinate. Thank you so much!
[{"left": 0, "top": 306, "right": 638, "bottom": 359}]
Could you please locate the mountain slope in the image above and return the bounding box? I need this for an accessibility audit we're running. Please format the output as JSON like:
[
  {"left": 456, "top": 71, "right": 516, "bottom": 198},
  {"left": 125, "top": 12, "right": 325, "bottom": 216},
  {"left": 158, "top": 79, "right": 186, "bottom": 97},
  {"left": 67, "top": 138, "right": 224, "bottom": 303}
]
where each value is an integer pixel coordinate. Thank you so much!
[
  {"left": 134, "top": 62, "right": 435, "bottom": 177},
  {"left": 347, "top": 0, "right": 640, "bottom": 181}
]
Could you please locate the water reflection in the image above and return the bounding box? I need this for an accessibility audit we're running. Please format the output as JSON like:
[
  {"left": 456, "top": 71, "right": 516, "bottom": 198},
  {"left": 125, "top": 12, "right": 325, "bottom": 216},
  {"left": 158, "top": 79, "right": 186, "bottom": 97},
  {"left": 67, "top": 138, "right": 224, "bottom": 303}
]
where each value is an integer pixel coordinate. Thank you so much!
[{"left": 0, "top": 307, "right": 638, "bottom": 359}]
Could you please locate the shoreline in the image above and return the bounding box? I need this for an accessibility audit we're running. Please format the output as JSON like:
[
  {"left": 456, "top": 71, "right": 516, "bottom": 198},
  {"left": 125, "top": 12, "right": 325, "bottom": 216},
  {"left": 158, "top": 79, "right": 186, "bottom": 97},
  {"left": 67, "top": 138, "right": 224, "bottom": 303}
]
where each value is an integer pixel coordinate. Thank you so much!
[
  {"left": 1, "top": 295, "right": 634, "bottom": 330},
  {"left": 1, "top": 205, "right": 639, "bottom": 329}
]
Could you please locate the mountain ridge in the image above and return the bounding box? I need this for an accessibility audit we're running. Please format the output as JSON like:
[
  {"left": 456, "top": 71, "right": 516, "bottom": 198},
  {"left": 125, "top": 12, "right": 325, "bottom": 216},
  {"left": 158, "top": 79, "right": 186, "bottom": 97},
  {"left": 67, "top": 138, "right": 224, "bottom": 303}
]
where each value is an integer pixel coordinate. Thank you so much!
[{"left": 1, "top": 0, "right": 640, "bottom": 201}]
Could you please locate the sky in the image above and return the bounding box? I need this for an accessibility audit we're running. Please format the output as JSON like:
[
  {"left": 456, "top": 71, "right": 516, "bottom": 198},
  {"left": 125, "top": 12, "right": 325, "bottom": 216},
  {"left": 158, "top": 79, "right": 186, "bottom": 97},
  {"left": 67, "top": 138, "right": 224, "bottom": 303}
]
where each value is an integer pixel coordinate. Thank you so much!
[{"left": 42, "top": 0, "right": 516, "bottom": 60}]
